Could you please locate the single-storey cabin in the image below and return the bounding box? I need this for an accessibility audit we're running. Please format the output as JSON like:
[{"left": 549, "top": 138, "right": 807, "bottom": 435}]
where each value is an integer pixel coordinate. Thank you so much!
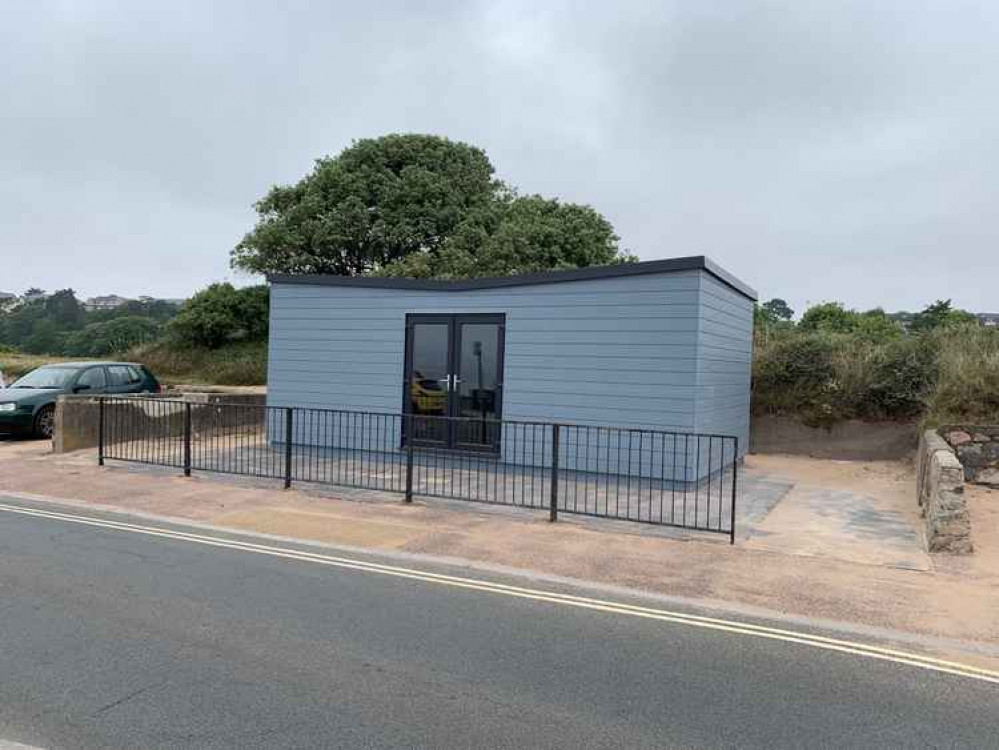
[{"left": 265, "top": 256, "right": 756, "bottom": 482}]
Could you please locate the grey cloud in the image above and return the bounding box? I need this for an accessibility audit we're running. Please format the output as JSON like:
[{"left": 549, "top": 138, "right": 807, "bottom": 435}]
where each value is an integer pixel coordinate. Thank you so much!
[{"left": 1, "top": 0, "right": 996, "bottom": 314}]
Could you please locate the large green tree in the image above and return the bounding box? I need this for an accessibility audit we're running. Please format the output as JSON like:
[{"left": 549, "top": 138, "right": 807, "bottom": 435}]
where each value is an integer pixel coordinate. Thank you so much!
[
  {"left": 232, "top": 133, "right": 631, "bottom": 278},
  {"left": 376, "top": 193, "right": 626, "bottom": 279}
]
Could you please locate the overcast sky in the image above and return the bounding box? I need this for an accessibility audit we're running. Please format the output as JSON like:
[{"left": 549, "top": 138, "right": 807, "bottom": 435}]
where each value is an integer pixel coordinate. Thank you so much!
[{"left": 1, "top": 1, "right": 996, "bottom": 314}]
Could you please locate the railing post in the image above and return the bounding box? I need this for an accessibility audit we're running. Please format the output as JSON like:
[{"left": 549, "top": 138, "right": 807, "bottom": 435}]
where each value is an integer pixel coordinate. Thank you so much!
[
  {"left": 183, "top": 401, "right": 192, "bottom": 477},
  {"left": 98, "top": 396, "right": 105, "bottom": 466},
  {"left": 404, "top": 415, "right": 414, "bottom": 503},
  {"left": 284, "top": 407, "right": 294, "bottom": 489},
  {"left": 730, "top": 436, "right": 738, "bottom": 545},
  {"left": 549, "top": 423, "right": 559, "bottom": 522}
]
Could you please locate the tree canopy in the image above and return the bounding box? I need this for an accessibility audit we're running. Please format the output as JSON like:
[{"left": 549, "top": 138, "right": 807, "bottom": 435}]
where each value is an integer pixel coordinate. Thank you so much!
[
  {"left": 169, "top": 284, "right": 269, "bottom": 349},
  {"left": 0, "top": 290, "right": 181, "bottom": 356},
  {"left": 909, "top": 299, "right": 977, "bottom": 333},
  {"left": 761, "top": 298, "right": 793, "bottom": 322},
  {"left": 232, "top": 133, "right": 632, "bottom": 279}
]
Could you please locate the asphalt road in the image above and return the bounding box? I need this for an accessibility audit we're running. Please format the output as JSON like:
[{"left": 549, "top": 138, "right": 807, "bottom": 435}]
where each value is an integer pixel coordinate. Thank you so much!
[{"left": 0, "top": 497, "right": 995, "bottom": 749}]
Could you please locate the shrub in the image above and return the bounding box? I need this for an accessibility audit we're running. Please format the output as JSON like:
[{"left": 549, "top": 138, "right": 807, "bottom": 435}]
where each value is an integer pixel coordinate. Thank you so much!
[
  {"left": 63, "top": 316, "right": 160, "bottom": 357},
  {"left": 126, "top": 341, "right": 267, "bottom": 386},
  {"left": 924, "top": 325, "right": 999, "bottom": 424},
  {"left": 753, "top": 331, "right": 838, "bottom": 425},
  {"left": 754, "top": 329, "right": 937, "bottom": 425},
  {"left": 169, "top": 284, "right": 269, "bottom": 349}
]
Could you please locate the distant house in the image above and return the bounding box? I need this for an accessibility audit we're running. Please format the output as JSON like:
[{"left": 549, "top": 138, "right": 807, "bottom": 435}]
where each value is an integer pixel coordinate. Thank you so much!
[
  {"left": 0, "top": 291, "right": 16, "bottom": 311},
  {"left": 83, "top": 294, "right": 131, "bottom": 312},
  {"left": 978, "top": 313, "right": 999, "bottom": 328}
]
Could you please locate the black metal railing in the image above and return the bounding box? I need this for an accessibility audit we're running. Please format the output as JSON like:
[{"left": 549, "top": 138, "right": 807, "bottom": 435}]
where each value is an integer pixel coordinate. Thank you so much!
[{"left": 98, "top": 397, "right": 740, "bottom": 542}]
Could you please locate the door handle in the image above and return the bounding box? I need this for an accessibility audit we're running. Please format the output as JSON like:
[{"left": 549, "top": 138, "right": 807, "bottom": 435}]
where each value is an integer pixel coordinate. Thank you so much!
[{"left": 437, "top": 376, "right": 452, "bottom": 391}]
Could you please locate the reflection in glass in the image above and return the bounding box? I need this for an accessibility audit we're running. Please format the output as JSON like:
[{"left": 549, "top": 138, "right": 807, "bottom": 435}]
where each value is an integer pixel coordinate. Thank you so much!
[
  {"left": 408, "top": 323, "right": 448, "bottom": 443},
  {"left": 457, "top": 323, "right": 500, "bottom": 448}
]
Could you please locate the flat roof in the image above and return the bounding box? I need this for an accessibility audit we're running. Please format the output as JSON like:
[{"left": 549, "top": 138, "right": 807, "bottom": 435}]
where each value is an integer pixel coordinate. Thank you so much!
[{"left": 268, "top": 255, "right": 757, "bottom": 301}]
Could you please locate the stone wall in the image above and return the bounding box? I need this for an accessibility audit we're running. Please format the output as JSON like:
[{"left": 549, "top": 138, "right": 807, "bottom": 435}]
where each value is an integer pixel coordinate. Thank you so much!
[
  {"left": 916, "top": 430, "right": 973, "bottom": 553},
  {"left": 938, "top": 425, "right": 999, "bottom": 487},
  {"left": 750, "top": 415, "right": 917, "bottom": 460},
  {"left": 54, "top": 392, "right": 267, "bottom": 454}
]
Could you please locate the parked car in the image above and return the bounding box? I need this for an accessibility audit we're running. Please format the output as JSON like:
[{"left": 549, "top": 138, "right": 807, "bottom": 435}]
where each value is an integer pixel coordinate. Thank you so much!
[{"left": 0, "top": 362, "right": 161, "bottom": 439}]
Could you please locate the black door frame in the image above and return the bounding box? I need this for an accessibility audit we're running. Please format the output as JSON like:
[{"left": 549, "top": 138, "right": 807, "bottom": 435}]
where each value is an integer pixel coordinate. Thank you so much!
[{"left": 402, "top": 313, "right": 506, "bottom": 452}]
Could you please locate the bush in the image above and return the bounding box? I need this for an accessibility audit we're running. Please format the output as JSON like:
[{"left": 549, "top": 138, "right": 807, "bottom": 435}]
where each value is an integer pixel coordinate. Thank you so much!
[
  {"left": 924, "top": 325, "right": 999, "bottom": 424},
  {"left": 753, "top": 331, "right": 838, "bottom": 425},
  {"left": 63, "top": 316, "right": 160, "bottom": 357},
  {"left": 169, "top": 284, "right": 269, "bottom": 349},
  {"left": 754, "top": 329, "right": 937, "bottom": 426},
  {"left": 127, "top": 340, "right": 267, "bottom": 386}
]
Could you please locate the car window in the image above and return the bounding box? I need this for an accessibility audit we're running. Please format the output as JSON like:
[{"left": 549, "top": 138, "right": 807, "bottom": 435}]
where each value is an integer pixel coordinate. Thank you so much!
[
  {"left": 77, "top": 367, "right": 107, "bottom": 390},
  {"left": 10, "top": 367, "right": 77, "bottom": 389},
  {"left": 107, "top": 365, "right": 140, "bottom": 387}
]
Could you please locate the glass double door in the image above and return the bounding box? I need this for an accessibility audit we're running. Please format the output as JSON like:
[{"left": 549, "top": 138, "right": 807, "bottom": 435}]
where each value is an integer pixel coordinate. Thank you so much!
[{"left": 404, "top": 313, "right": 505, "bottom": 451}]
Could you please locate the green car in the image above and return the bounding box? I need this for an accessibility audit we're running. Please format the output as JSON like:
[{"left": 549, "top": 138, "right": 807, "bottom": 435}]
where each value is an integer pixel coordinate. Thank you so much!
[{"left": 0, "top": 362, "right": 161, "bottom": 439}]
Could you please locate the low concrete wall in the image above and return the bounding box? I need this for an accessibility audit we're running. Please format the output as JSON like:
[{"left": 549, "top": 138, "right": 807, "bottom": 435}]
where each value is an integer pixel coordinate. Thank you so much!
[
  {"left": 916, "top": 430, "right": 972, "bottom": 554},
  {"left": 750, "top": 415, "right": 917, "bottom": 460},
  {"left": 54, "top": 393, "right": 267, "bottom": 454},
  {"left": 938, "top": 425, "right": 999, "bottom": 487}
]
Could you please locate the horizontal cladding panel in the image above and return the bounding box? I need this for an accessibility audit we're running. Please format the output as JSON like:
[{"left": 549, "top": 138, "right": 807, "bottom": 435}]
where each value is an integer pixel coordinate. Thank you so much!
[
  {"left": 701, "top": 299, "right": 752, "bottom": 324},
  {"left": 693, "top": 389, "right": 750, "bottom": 410},
  {"left": 273, "top": 305, "right": 705, "bottom": 323},
  {"left": 695, "top": 328, "right": 753, "bottom": 349},
  {"left": 700, "top": 272, "right": 755, "bottom": 299},
  {"left": 506, "top": 330, "right": 698, "bottom": 347},
  {"left": 700, "top": 287, "right": 754, "bottom": 319},
  {"left": 507, "top": 369, "right": 698, "bottom": 387},
  {"left": 696, "top": 344, "right": 752, "bottom": 361},
  {"left": 503, "top": 355, "right": 697, "bottom": 373},
  {"left": 698, "top": 303, "right": 749, "bottom": 325},
  {"left": 692, "top": 399, "right": 750, "bottom": 417},
  {"left": 699, "top": 317, "right": 753, "bottom": 339},
  {"left": 272, "top": 314, "right": 703, "bottom": 333},
  {"left": 502, "top": 405, "right": 696, "bottom": 430},
  {"left": 694, "top": 271, "right": 751, "bottom": 442},
  {"left": 272, "top": 291, "right": 702, "bottom": 310},
  {"left": 269, "top": 394, "right": 400, "bottom": 411},
  {"left": 502, "top": 387, "right": 696, "bottom": 411},
  {"left": 275, "top": 328, "right": 697, "bottom": 348},
  {"left": 269, "top": 367, "right": 711, "bottom": 389},
  {"left": 272, "top": 270, "right": 701, "bottom": 298}
]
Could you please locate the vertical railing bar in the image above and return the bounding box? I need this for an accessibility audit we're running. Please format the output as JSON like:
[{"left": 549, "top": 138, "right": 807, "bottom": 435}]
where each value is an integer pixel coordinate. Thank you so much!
[
  {"left": 183, "top": 402, "right": 191, "bottom": 478},
  {"left": 98, "top": 396, "right": 105, "bottom": 466},
  {"left": 284, "top": 407, "right": 293, "bottom": 489},
  {"left": 730, "top": 436, "right": 738, "bottom": 544},
  {"left": 549, "top": 423, "right": 559, "bottom": 522}
]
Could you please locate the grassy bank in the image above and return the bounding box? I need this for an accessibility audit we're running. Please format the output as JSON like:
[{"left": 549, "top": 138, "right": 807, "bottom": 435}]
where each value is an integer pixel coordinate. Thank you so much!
[
  {"left": 0, "top": 343, "right": 267, "bottom": 387},
  {"left": 125, "top": 341, "right": 267, "bottom": 386},
  {"left": 0, "top": 352, "right": 92, "bottom": 380},
  {"left": 753, "top": 324, "right": 999, "bottom": 427}
]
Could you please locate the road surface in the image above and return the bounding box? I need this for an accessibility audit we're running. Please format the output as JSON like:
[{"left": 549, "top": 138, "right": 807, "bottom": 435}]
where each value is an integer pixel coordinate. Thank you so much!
[{"left": 0, "top": 496, "right": 995, "bottom": 749}]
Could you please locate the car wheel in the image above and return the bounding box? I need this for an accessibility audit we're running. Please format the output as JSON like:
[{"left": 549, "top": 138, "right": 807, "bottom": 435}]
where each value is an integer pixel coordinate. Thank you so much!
[{"left": 33, "top": 404, "right": 55, "bottom": 440}]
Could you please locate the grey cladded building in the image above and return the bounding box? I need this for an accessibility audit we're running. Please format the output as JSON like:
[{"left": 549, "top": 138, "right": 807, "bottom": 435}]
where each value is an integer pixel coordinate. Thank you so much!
[{"left": 265, "top": 256, "right": 756, "bottom": 480}]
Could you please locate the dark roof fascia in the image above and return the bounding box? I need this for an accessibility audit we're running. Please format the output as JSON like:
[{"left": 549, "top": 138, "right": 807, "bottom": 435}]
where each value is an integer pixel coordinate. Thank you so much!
[{"left": 267, "top": 255, "right": 758, "bottom": 301}]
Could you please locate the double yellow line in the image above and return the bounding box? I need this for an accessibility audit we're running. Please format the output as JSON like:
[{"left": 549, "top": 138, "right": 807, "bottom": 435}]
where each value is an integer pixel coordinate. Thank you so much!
[{"left": 1, "top": 501, "right": 997, "bottom": 686}]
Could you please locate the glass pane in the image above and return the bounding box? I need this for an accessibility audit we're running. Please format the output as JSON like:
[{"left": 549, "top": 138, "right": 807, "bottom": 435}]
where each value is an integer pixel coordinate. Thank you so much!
[
  {"left": 455, "top": 323, "right": 501, "bottom": 448},
  {"left": 408, "top": 323, "right": 449, "bottom": 443}
]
